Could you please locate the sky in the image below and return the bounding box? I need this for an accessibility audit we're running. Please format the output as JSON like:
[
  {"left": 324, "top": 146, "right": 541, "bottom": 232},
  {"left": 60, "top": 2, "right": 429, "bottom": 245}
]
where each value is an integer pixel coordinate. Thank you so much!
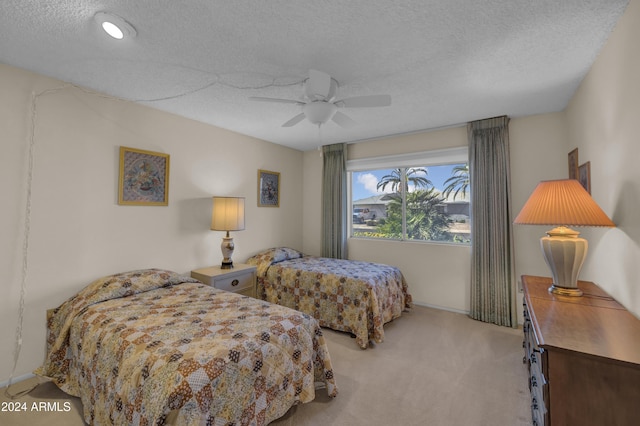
[{"left": 352, "top": 164, "right": 460, "bottom": 201}]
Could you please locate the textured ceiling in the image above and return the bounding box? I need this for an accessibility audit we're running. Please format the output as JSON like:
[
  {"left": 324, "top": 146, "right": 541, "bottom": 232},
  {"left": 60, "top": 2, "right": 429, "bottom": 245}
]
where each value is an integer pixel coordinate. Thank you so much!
[{"left": 0, "top": 0, "right": 629, "bottom": 151}]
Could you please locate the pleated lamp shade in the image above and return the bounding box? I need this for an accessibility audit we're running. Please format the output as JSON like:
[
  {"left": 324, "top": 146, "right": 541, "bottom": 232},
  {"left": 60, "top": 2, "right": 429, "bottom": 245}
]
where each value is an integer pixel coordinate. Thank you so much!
[
  {"left": 514, "top": 179, "right": 614, "bottom": 296},
  {"left": 514, "top": 179, "right": 615, "bottom": 227},
  {"left": 211, "top": 197, "right": 245, "bottom": 231},
  {"left": 211, "top": 197, "right": 245, "bottom": 269}
]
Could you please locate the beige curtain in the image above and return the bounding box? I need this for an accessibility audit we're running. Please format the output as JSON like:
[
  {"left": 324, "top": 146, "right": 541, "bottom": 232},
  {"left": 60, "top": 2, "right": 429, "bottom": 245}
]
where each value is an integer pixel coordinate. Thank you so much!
[
  {"left": 468, "top": 116, "right": 517, "bottom": 327},
  {"left": 321, "top": 143, "right": 347, "bottom": 259}
]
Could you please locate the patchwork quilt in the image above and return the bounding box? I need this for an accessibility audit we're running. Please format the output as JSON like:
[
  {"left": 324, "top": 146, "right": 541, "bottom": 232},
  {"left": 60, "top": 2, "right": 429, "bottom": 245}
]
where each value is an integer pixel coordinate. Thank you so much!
[
  {"left": 34, "top": 269, "right": 337, "bottom": 426},
  {"left": 246, "top": 248, "right": 413, "bottom": 349}
]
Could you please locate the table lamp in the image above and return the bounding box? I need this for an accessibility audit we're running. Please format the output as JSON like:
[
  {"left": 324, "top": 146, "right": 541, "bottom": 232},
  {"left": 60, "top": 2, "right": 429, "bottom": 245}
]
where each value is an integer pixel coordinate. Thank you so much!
[
  {"left": 211, "top": 197, "right": 245, "bottom": 269},
  {"left": 514, "top": 179, "right": 615, "bottom": 296}
]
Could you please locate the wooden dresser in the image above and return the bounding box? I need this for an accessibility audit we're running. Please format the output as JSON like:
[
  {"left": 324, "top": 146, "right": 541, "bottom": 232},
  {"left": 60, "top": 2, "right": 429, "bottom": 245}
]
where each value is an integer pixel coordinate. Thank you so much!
[{"left": 522, "top": 275, "right": 640, "bottom": 426}]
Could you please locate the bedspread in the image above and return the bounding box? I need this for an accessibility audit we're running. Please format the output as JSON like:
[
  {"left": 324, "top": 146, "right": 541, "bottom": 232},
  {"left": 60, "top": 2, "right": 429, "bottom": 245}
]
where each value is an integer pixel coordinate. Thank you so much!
[
  {"left": 34, "top": 269, "right": 337, "bottom": 426},
  {"left": 246, "top": 248, "right": 412, "bottom": 349}
]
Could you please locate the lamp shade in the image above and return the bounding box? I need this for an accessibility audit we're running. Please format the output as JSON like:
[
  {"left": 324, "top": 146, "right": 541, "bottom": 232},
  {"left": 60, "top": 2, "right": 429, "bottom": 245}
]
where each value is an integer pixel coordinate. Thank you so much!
[
  {"left": 211, "top": 197, "right": 245, "bottom": 231},
  {"left": 513, "top": 179, "right": 615, "bottom": 227}
]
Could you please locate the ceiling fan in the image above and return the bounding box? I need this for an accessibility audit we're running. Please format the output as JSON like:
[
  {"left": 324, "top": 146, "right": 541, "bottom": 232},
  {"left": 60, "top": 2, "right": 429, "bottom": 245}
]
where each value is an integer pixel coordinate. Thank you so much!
[{"left": 249, "top": 70, "right": 391, "bottom": 128}]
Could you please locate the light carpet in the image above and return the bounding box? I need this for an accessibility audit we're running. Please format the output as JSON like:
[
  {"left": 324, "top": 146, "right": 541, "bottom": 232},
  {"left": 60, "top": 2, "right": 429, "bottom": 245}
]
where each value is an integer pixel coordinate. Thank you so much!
[{"left": 1, "top": 305, "right": 531, "bottom": 425}]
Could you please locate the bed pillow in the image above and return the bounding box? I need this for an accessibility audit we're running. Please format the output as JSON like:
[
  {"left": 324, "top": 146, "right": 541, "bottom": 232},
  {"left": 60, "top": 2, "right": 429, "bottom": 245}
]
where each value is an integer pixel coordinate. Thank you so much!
[
  {"left": 272, "top": 247, "right": 304, "bottom": 263},
  {"left": 246, "top": 247, "right": 304, "bottom": 276},
  {"left": 82, "top": 269, "right": 200, "bottom": 300},
  {"left": 53, "top": 269, "right": 200, "bottom": 322}
]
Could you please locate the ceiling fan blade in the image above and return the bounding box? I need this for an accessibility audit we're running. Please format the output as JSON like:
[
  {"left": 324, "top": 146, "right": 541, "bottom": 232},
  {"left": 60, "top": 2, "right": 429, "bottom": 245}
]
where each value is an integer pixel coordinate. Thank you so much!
[
  {"left": 249, "top": 96, "right": 302, "bottom": 105},
  {"left": 282, "top": 113, "right": 306, "bottom": 127},
  {"left": 306, "top": 69, "right": 332, "bottom": 98},
  {"left": 332, "top": 111, "right": 357, "bottom": 128},
  {"left": 338, "top": 94, "right": 391, "bottom": 108}
]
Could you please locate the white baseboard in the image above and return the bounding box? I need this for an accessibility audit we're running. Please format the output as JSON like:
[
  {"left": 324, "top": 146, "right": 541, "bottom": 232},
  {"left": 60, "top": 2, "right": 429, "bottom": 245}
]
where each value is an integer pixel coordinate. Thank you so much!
[
  {"left": 413, "top": 302, "right": 524, "bottom": 327},
  {"left": 413, "top": 301, "right": 470, "bottom": 315},
  {"left": 0, "top": 373, "right": 35, "bottom": 390}
]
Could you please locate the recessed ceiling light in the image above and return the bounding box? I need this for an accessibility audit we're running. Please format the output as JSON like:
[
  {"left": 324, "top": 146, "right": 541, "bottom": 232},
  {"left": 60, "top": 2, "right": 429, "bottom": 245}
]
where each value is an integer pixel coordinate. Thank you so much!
[
  {"left": 94, "top": 12, "right": 137, "bottom": 40},
  {"left": 102, "top": 21, "right": 124, "bottom": 39}
]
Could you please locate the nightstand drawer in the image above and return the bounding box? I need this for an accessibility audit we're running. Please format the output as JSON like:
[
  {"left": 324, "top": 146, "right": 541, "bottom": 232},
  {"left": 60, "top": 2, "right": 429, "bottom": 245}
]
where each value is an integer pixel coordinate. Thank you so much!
[
  {"left": 234, "top": 286, "right": 255, "bottom": 298},
  {"left": 215, "top": 273, "right": 253, "bottom": 293},
  {"left": 191, "top": 264, "right": 257, "bottom": 298}
]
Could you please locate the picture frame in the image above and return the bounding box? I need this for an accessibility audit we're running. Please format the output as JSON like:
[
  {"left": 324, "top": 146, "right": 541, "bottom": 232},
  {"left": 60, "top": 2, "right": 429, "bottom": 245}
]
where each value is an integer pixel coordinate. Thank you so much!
[
  {"left": 258, "top": 169, "right": 280, "bottom": 207},
  {"left": 118, "top": 146, "right": 170, "bottom": 206},
  {"left": 578, "top": 161, "right": 591, "bottom": 194},
  {"left": 568, "top": 148, "right": 579, "bottom": 180}
]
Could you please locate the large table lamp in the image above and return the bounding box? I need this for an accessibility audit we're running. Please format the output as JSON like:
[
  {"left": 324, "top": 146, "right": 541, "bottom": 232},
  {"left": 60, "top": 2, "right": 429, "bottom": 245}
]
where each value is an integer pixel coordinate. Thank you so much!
[
  {"left": 514, "top": 179, "right": 615, "bottom": 296},
  {"left": 211, "top": 196, "right": 245, "bottom": 269}
]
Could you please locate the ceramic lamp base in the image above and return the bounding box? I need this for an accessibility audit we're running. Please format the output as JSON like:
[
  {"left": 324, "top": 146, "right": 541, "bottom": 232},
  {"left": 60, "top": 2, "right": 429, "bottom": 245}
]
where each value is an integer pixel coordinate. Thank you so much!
[
  {"left": 548, "top": 284, "right": 583, "bottom": 297},
  {"left": 541, "top": 226, "right": 587, "bottom": 297},
  {"left": 220, "top": 235, "right": 235, "bottom": 269}
]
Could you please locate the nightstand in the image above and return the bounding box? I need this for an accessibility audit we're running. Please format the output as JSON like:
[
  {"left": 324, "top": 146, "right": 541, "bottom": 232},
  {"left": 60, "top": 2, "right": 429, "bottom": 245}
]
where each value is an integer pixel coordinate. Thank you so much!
[{"left": 191, "top": 263, "right": 257, "bottom": 298}]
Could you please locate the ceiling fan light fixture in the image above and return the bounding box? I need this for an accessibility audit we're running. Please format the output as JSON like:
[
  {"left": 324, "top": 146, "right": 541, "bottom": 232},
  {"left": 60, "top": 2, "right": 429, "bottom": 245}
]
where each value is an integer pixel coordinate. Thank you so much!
[
  {"left": 249, "top": 70, "right": 391, "bottom": 129},
  {"left": 303, "top": 102, "right": 337, "bottom": 125},
  {"left": 304, "top": 74, "right": 338, "bottom": 101},
  {"left": 94, "top": 12, "right": 137, "bottom": 40}
]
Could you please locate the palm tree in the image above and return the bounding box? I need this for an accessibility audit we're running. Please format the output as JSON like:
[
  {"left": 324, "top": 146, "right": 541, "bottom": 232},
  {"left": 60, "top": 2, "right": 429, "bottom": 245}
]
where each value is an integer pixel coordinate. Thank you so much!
[
  {"left": 442, "top": 164, "right": 469, "bottom": 200},
  {"left": 378, "top": 188, "right": 451, "bottom": 241},
  {"left": 376, "top": 167, "right": 432, "bottom": 193}
]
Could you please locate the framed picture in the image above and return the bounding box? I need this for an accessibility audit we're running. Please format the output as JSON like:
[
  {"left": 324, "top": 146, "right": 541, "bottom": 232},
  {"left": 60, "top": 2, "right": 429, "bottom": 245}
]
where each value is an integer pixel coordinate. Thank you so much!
[
  {"left": 578, "top": 161, "right": 591, "bottom": 194},
  {"left": 568, "top": 148, "right": 579, "bottom": 179},
  {"left": 118, "top": 146, "right": 170, "bottom": 206},
  {"left": 258, "top": 169, "right": 280, "bottom": 207}
]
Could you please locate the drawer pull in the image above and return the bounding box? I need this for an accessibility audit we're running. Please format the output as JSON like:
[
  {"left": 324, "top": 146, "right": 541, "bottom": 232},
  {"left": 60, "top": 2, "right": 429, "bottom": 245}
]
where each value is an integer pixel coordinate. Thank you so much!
[{"left": 231, "top": 279, "right": 240, "bottom": 287}]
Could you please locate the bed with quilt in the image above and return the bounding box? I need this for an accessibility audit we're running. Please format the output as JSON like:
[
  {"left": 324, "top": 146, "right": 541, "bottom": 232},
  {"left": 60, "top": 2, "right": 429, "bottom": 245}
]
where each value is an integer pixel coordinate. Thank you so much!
[
  {"left": 34, "top": 269, "right": 337, "bottom": 426},
  {"left": 246, "top": 248, "right": 413, "bottom": 349}
]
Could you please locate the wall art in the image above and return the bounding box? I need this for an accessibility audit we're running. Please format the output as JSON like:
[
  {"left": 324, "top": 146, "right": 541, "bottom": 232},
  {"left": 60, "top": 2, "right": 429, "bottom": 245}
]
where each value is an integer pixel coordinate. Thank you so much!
[
  {"left": 568, "top": 148, "right": 579, "bottom": 180},
  {"left": 118, "top": 146, "right": 170, "bottom": 206},
  {"left": 579, "top": 161, "right": 591, "bottom": 194},
  {"left": 258, "top": 169, "right": 280, "bottom": 207}
]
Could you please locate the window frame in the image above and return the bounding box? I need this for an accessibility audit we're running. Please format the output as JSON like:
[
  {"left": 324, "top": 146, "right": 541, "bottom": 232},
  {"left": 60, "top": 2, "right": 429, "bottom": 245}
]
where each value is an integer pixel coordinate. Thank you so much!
[{"left": 347, "top": 146, "right": 470, "bottom": 244}]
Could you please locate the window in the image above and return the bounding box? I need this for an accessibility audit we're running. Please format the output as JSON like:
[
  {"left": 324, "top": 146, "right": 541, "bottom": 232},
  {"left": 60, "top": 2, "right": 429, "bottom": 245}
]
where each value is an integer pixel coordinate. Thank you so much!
[{"left": 348, "top": 147, "right": 470, "bottom": 244}]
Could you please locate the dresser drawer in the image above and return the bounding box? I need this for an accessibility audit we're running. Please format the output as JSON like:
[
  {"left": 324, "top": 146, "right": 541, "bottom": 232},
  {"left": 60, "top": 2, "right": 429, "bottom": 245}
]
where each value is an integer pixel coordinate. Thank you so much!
[
  {"left": 523, "top": 297, "right": 549, "bottom": 426},
  {"left": 215, "top": 272, "right": 253, "bottom": 293},
  {"left": 518, "top": 275, "right": 640, "bottom": 426}
]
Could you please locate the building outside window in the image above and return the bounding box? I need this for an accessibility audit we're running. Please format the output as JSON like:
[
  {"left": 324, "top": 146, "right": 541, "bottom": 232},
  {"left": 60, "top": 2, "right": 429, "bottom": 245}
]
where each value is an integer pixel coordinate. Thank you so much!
[{"left": 348, "top": 147, "right": 470, "bottom": 244}]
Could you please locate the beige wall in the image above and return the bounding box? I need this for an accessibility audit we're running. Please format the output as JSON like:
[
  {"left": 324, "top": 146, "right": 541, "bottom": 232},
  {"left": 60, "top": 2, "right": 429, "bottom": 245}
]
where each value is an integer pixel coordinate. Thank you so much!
[
  {"left": 302, "top": 118, "right": 568, "bottom": 316},
  {"left": 347, "top": 128, "right": 472, "bottom": 312},
  {"left": 564, "top": 0, "right": 640, "bottom": 316},
  {"left": 510, "top": 113, "right": 571, "bottom": 292},
  {"left": 302, "top": 128, "right": 472, "bottom": 313},
  {"left": 3, "top": 0, "right": 637, "bottom": 386},
  {"left": 302, "top": 0, "right": 640, "bottom": 319},
  {"left": 0, "top": 63, "right": 304, "bottom": 383},
  {"left": 302, "top": 131, "right": 470, "bottom": 312}
]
